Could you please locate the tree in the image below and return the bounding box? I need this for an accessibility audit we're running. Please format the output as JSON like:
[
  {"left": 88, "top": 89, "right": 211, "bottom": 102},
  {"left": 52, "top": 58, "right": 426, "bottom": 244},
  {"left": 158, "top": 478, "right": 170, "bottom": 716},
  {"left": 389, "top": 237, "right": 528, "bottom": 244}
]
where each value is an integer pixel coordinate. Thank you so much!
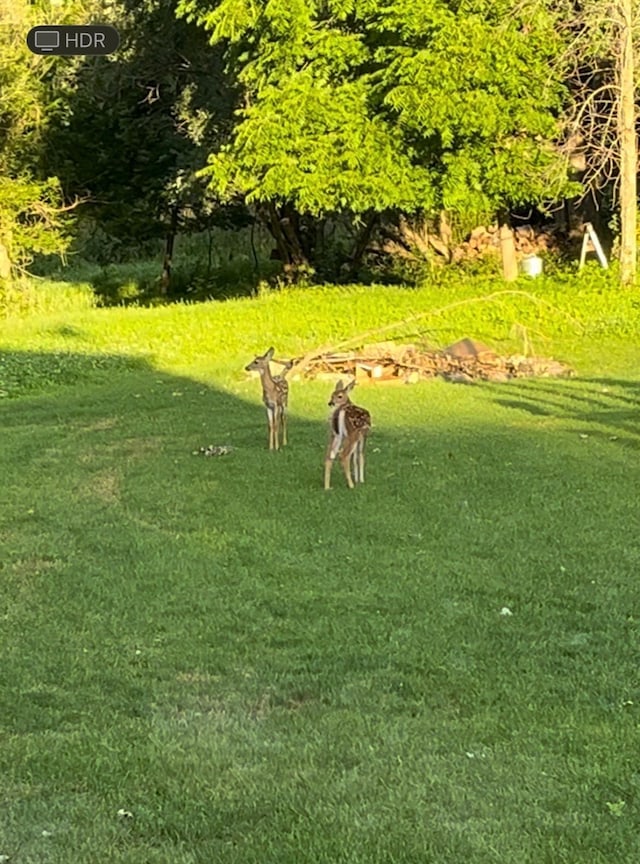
[
  {"left": 0, "top": 0, "right": 79, "bottom": 277},
  {"left": 43, "top": 0, "right": 239, "bottom": 284},
  {"left": 177, "top": 0, "right": 577, "bottom": 277},
  {"left": 558, "top": 0, "right": 638, "bottom": 285},
  {"left": 618, "top": 0, "right": 636, "bottom": 285}
]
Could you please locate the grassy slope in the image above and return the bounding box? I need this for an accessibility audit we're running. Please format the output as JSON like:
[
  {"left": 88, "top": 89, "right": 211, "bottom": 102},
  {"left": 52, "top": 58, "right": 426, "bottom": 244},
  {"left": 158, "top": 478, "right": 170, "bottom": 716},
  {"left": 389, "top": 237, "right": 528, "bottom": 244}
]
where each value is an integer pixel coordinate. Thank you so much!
[{"left": 1, "top": 274, "right": 640, "bottom": 863}]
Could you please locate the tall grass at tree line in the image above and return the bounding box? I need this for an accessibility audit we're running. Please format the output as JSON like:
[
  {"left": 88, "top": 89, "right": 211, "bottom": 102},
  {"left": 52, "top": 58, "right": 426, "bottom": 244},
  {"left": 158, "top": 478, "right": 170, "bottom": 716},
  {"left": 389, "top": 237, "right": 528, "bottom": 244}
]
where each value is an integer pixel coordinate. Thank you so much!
[{"left": 15, "top": 226, "right": 279, "bottom": 311}]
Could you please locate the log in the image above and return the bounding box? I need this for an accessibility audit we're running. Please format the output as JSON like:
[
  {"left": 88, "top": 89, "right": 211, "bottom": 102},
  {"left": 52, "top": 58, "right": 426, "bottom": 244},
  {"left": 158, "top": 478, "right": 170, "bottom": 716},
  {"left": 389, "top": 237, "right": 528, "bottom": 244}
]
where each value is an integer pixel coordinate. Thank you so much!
[{"left": 470, "top": 226, "right": 486, "bottom": 239}]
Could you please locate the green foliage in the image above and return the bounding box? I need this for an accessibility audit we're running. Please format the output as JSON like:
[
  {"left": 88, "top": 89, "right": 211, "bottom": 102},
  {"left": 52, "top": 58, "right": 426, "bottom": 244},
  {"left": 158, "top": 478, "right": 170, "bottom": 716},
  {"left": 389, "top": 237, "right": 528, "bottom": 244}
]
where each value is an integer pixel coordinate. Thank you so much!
[
  {"left": 84, "top": 258, "right": 269, "bottom": 306},
  {"left": 209, "top": 77, "right": 433, "bottom": 215},
  {"left": 43, "top": 0, "right": 240, "bottom": 252},
  {"left": 0, "top": 176, "right": 71, "bottom": 268},
  {"left": 17, "top": 226, "right": 279, "bottom": 310},
  {"left": 0, "top": 277, "right": 96, "bottom": 319},
  {"left": 0, "top": 1, "right": 88, "bottom": 274},
  {"left": 0, "top": 0, "right": 51, "bottom": 174},
  {"left": 178, "top": 0, "right": 577, "bottom": 221}
]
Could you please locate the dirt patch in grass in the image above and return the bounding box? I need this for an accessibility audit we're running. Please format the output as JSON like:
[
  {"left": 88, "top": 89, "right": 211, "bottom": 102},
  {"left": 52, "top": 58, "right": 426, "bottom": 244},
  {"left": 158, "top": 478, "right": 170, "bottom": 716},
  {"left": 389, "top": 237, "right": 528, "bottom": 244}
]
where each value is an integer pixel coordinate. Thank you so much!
[
  {"left": 78, "top": 436, "right": 163, "bottom": 465},
  {"left": 175, "top": 671, "right": 218, "bottom": 686},
  {"left": 76, "top": 416, "right": 120, "bottom": 432},
  {"left": 75, "top": 468, "right": 122, "bottom": 503},
  {"left": 11, "top": 555, "right": 59, "bottom": 577},
  {"left": 91, "top": 469, "right": 121, "bottom": 503}
]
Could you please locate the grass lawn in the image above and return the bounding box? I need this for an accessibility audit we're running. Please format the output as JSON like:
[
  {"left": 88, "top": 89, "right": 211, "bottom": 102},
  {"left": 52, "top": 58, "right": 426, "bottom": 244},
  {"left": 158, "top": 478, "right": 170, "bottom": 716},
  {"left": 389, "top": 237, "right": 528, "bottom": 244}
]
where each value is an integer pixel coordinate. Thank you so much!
[{"left": 1, "top": 274, "right": 640, "bottom": 862}]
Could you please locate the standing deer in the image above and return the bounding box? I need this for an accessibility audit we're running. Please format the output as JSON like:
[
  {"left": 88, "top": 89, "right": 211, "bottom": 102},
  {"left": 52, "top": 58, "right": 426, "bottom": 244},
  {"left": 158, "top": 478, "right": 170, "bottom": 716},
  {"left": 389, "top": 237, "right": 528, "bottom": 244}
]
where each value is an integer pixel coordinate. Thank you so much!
[
  {"left": 245, "top": 347, "right": 293, "bottom": 450},
  {"left": 324, "top": 379, "right": 371, "bottom": 490}
]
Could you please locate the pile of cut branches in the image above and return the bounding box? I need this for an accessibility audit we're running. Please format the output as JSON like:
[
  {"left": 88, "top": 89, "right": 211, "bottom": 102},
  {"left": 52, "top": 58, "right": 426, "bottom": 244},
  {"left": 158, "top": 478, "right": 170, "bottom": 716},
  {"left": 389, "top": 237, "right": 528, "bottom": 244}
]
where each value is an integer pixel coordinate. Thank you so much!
[{"left": 295, "top": 338, "right": 574, "bottom": 385}]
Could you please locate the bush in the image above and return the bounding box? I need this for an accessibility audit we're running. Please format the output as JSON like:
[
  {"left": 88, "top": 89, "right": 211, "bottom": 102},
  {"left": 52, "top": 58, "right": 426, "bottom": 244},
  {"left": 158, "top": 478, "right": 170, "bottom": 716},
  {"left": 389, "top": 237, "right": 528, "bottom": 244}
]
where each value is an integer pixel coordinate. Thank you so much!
[{"left": 0, "top": 277, "right": 96, "bottom": 318}]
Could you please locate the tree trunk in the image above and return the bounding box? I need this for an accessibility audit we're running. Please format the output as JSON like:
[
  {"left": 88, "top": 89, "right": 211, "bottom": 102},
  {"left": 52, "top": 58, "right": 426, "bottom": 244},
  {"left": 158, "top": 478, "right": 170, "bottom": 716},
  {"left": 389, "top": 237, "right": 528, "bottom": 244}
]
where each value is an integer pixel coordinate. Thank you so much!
[
  {"left": 262, "top": 202, "right": 311, "bottom": 280},
  {"left": 499, "top": 222, "right": 519, "bottom": 281},
  {"left": 0, "top": 238, "right": 12, "bottom": 281},
  {"left": 207, "top": 227, "right": 214, "bottom": 277},
  {"left": 618, "top": 0, "right": 636, "bottom": 286},
  {"left": 249, "top": 214, "right": 259, "bottom": 273},
  {"left": 160, "top": 204, "right": 180, "bottom": 294},
  {"left": 347, "top": 210, "right": 378, "bottom": 272},
  {"left": 437, "top": 210, "right": 453, "bottom": 261}
]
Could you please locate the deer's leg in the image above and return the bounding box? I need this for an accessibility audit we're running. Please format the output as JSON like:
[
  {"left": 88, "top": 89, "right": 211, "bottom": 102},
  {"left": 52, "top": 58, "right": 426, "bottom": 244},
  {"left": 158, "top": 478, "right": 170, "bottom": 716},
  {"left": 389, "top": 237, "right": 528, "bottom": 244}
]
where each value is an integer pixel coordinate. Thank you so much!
[
  {"left": 324, "top": 458, "right": 334, "bottom": 490},
  {"left": 352, "top": 436, "right": 366, "bottom": 483},
  {"left": 324, "top": 432, "right": 342, "bottom": 490},
  {"left": 340, "top": 452, "right": 355, "bottom": 489},
  {"left": 340, "top": 435, "right": 359, "bottom": 489},
  {"left": 357, "top": 437, "right": 366, "bottom": 484},
  {"left": 266, "top": 406, "right": 275, "bottom": 450},
  {"left": 281, "top": 407, "right": 288, "bottom": 447},
  {"left": 350, "top": 448, "right": 359, "bottom": 484},
  {"left": 274, "top": 405, "right": 283, "bottom": 450}
]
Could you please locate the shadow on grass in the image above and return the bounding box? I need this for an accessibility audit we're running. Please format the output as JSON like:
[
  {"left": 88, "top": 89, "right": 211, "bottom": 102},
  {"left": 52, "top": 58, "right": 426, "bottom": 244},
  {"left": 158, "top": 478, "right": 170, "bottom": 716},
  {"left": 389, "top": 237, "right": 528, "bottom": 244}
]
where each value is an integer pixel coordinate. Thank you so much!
[
  {"left": 488, "top": 375, "right": 640, "bottom": 447},
  {"left": 2, "top": 350, "right": 640, "bottom": 862},
  {"left": 0, "top": 347, "right": 147, "bottom": 398}
]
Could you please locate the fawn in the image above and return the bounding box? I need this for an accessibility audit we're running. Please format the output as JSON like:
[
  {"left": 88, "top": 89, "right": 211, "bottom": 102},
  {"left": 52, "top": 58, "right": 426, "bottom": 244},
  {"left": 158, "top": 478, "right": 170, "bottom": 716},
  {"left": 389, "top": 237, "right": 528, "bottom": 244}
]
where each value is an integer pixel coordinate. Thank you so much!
[
  {"left": 324, "top": 379, "right": 371, "bottom": 490},
  {"left": 245, "top": 347, "right": 293, "bottom": 450}
]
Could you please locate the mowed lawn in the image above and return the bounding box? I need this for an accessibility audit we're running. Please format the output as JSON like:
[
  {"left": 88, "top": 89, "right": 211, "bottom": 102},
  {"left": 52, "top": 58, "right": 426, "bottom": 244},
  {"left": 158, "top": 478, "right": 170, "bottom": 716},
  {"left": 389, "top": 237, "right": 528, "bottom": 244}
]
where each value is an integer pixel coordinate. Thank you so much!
[{"left": 1, "top": 278, "right": 640, "bottom": 863}]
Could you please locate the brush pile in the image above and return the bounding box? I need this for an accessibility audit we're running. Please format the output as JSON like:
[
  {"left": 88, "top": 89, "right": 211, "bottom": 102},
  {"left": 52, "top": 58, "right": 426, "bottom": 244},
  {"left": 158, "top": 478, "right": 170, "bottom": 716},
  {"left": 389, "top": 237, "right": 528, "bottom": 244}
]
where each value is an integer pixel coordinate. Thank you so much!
[{"left": 299, "top": 339, "right": 574, "bottom": 385}]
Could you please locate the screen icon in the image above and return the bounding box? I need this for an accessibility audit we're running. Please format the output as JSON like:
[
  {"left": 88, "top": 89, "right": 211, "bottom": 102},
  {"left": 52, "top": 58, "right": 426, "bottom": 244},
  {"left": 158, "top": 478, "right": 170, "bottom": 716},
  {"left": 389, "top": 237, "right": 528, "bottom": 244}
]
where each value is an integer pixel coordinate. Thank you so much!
[{"left": 34, "top": 30, "right": 60, "bottom": 52}]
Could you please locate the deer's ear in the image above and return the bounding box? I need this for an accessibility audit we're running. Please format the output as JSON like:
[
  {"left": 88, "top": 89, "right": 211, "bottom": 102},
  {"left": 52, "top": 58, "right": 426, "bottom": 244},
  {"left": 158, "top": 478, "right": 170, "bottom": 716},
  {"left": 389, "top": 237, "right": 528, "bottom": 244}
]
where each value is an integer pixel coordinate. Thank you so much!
[
  {"left": 346, "top": 380, "right": 356, "bottom": 392},
  {"left": 266, "top": 347, "right": 275, "bottom": 359},
  {"left": 335, "top": 379, "right": 344, "bottom": 390}
]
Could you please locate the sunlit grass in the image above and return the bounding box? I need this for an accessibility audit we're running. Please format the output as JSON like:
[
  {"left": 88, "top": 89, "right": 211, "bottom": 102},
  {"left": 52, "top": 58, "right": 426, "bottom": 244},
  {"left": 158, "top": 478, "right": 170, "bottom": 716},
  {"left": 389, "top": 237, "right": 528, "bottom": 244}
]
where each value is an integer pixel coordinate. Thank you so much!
[
  {"left": 1, "top": 271, "right": 639, "bottom": 862},
  {"left": 2, "top": 267, "right": 639, "bottom": 393}
]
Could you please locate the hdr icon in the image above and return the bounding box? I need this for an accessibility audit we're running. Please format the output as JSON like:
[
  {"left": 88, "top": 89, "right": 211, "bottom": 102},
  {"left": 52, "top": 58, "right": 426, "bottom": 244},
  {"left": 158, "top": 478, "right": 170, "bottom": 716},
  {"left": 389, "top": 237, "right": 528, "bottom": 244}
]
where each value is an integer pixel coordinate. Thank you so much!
[
  {"left": 65, "top": 31, "right": 107, "bottom": 50},
  {"left": 27, "top": 25, "right": 120, "bottom": 56}
]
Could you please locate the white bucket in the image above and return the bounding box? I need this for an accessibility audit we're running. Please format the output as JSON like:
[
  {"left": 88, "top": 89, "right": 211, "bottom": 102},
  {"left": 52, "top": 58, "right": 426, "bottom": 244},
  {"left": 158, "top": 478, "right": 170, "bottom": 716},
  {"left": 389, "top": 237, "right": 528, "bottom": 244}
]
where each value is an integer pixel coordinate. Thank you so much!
[{"left": 521, "top": 254, "right": 543, "bottom": 277}]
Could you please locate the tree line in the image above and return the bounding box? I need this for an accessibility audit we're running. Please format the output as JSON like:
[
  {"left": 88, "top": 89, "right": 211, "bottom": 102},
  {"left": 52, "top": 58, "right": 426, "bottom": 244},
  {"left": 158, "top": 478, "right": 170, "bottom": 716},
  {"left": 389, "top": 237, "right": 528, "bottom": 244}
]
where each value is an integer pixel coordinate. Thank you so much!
[{"left": 0, "top": 0, "right": 636, "bottom": 289}]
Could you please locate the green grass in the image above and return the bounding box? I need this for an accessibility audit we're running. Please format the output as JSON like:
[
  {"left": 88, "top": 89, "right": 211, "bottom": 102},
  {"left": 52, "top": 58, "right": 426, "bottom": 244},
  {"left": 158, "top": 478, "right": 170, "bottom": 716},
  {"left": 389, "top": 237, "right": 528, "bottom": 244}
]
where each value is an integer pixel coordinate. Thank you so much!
[{"left": 1, "top": 272, "right": 640, "bottom": 862}]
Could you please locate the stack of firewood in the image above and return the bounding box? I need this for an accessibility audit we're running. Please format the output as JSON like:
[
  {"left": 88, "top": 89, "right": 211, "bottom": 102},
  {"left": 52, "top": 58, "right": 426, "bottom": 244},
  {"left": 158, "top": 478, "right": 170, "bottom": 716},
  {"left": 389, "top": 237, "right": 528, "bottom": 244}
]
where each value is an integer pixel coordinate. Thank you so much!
[{"left": 452, "top": 225, "right": 562, "bottom": 262}]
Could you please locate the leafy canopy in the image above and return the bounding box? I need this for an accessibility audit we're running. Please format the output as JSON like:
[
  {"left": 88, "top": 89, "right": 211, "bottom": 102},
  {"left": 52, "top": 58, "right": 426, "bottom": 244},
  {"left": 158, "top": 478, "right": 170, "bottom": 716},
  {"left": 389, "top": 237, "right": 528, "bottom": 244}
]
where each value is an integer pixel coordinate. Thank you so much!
[
  {"left": 0, "top": 0, "right": 84, "bottom": 271},
  {"left": 177, "top": 0, "right": 576, "bottom": 219}
]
